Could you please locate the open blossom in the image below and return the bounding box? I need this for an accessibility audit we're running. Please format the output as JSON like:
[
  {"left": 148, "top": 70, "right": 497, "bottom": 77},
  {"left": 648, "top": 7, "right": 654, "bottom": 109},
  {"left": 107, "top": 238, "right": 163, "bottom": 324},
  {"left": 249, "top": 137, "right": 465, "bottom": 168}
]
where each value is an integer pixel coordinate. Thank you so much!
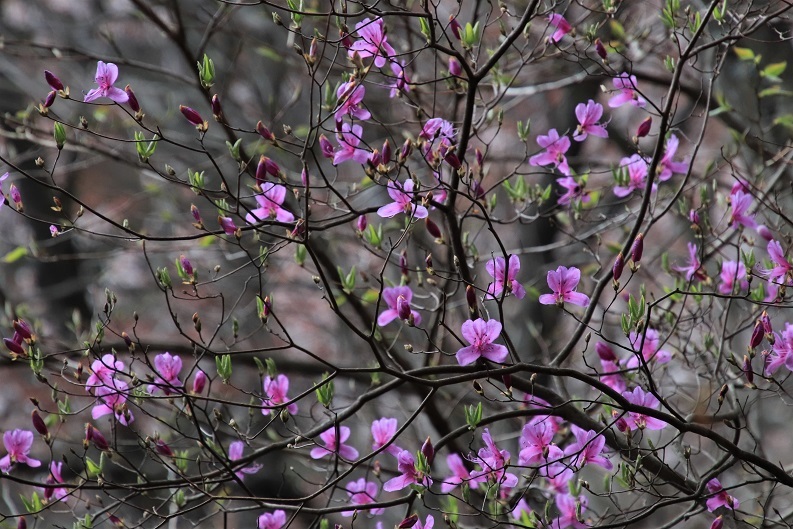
[
  {"left": 335, "top": 80, "right": 371, "bottom": 121},
  {"left": 455, "top": 318, "right": 509, "bottom": 366},
  {"left": 518, "top": 421, "right": 563, "bottom": 468},
  {"left": 147, "top": 352, "right": 183, "bottom": 395},
  {"left": 539, "top": 266, "right": 590, "bottom": 307},
  {"left": 44, "top": 462, "right": 69, "bottom": 503},
  {"left": 441, "top": 453, "right": 479, "bottom": 492},
  {"left": 420, "top": 118, "right": 456, "bottom": 161},
  {"left": 759, "top": 240, "right": 792, "bottom": 284},
  {"left": 263, "top": 374, "right": 298, "bottom": 415},
  {"left": 310, "top": 426, "right": 359, "bottom": 460},
  {"left": 547, "top": 14, "right": 573, "bottom": 43},
  {"left": 564, "top": 425, "right": 612, "bottom": 470},
  {"left": 246, "top": 183, "right": 295, "bottom": 225},
  {"left": 525, "top": 395, "right": 564, "bottom": 434},
  {"left": 93, "top": 378, "right": 134, "bottom": 425},
  {"left": 613, "top": 155, "right": 654, "bottom": 197},
  {"left": 0, "top": 429, "right": 40, "bottom": 472},
  {"left": 84, "top": 61, "right": 129, "bottom": 103},
  {"left": 371, "top": 417, "right": 403, "bottom": 456},
  {"left": 529, "top": 129, "right": 571, "bottom": 176},
  {"left": 229, "top": 441, "right": 262, "bottom": 479},
  {"left": 608, "top": 72, "right": 647, "bottom": 108},
  {"left": 378, "top": 286, "right": 422, "bottom": 326},
  {"left": 624, "top": 328, "right": 672, "bottom": 369},
  {"left": 557, "top": 176, "right": 589, "bottom": 206},
  {"left": 620, "top": 386, "right": 666, "bottom": 430},
  {"left": 706, "top": 478, "right": 739, "bottom": 512},
  {"left": 258, "top": 510, "right": 287, "bottom": 529},
  {"left": 0, "top": 172, "right": 8, "bottom": 211},
  {"left": 486, "top": 255, "right": 526, "bottom": 300},
  {"left": 729, "top": 190, "right": 757, "bottom": 229},
  {"left": 553, "top": 493, "right": 588, "bottom": 529},
  {"left": 342, "top": 478, "right": 384, "bottom": 516},
  {"left": 573, "top": 100, "right": 608, "bottom": 141},
  {"left": 719, "top": 261, "right": 749, "bottom": 294},
  {"left": 656, "top": 134, "right": 688, "bottom": 180},
  {"left": 470, "top": 428, "right": 518, "bottom": 488},
  {"left": 673, "top": 242, "right": 706, "bottom": 282},
  {"left": 388, "top": 59, "right": 410, "bottom": 98},
  {"left": 765, "top": 323, "right": 793, "bottom": 374},
  {"left": 86, "top": 353, "right": 125, "bottom": 391},
  {"left": 376, "top": 179, "right": 428, "bottom": 220},
  {"left": 334, "top": 123, "right": 370, "bottom": 165},
  {"left": 348, "top": 18, "right": 396, "bottom": 68},
  {"left": 383, "top": 449, "right": 432, "bottom": 491}
]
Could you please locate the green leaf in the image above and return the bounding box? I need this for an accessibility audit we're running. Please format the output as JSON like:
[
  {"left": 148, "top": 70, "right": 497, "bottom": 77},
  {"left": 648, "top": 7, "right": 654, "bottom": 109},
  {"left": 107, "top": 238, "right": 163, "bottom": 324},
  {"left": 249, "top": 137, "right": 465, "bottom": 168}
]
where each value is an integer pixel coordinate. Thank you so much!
[
  {"left": 733, "top": 47, "right": 754, "bottom": 61},
  {"left": 761, "top": 61, "right": 786, "bottom": 79},
  {"left": 2, "top": 246, "right": 28, "bottom": 263}
]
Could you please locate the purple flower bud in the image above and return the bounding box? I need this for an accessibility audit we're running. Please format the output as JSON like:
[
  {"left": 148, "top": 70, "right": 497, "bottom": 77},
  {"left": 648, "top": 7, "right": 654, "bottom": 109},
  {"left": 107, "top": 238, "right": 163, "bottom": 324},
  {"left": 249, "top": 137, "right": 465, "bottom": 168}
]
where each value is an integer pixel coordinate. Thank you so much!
[
  {"left": 44, "top": 70, "right": 64, "bottom": 91},
  {"left": 86, "top": 423, "right": 110, "bottom": 451},
  {"left": 630, "top": 233, "right": 644, "bottom": 263},
  {"left": 43, "top": 91, "right": 56, "bottom": 108},
  {"left": 4, "top": 338, "right": 25, "bottom": 356},
  {"left": 319, "top": 134, "right": 335, "bottom": 158},
  {"left": 400, "top": 251, "right": 409, "bottom": 277},
  {"left": 399, "top": 515, "right": 419, "bottom": 529},
  {"left": 444, "top": 150, "right": 462, "bottom": 170},
  {"left": 301, "top": 167, "right": 309, "bottom": 186},
  {"left": 399, "top": 138, "right": 413, "bottom": 162},
  {"left": 257, "top": 121, "right": 276, "bottom": 142},
  {"left": 125, "top": 85, "right": 140, "bottom": 113},
  {"left": 757, "top": 225, "right": 773, "bottom": 241},
  {"left": 421, "top": 436, "right": 434, "bottom": 463},
  {"left": 31, "top": 410, "right": 48, "bottom": 437},
  {"left": 211, "top": 94, "right": 222, "bottom": 119},
  {"left": 382, "top": 139, "right": 392, "bottom": 164},
  {"left": 475, "top": 148, "right": 484, "bottom": 167},
  {"left": 308, "top": 37, "right": 318, "bottom": 62},
  {"left": 613, "top": 252, "right": 625, "bottom": 280},
  {"left": 180, "top": 255, "right": 194, "bottom": 276},
  {"left": 449, "top": 56, "right": 462, "bottom": 77},
  {"left": 466, "top": 284, "right": 477, "bottom": 311},
  {"left": 49, "top": 225, "right": 60, "bottom": 237},
  {"left": 340, "top": 29, "right": 354, "bottom": 48},
  {"left": 614, "top": 415, "right": 629, "bottom": 433},
  {"left": 470, "top": 179, "right": 486, "bottom": 199},
  {"left": 17, "top": 517, "right": 27, "bottom": 529},
  {"left": 761, "top": 311, "right": 772, "bottom": 334},
  {"left": 449, "top": 15, "right": 462, "bottom": 39},
  {"left": 596, "top": 342, "right": 617, "bottom": 362},
  {"left": 636, "top": 116, "right": 652, "bottom": 139},
  {"left": 264, "top": 157, "right": 280, "bottom": 177},
  {"left": 425, "top": 218, "right": 442, "bottom": 239},
  {"left": 154, "top": 439, "right": 174, "bottom": 457},
  {"left": 13, "top": 319, "right": 33, "bottom": 341},
  {"left": 397, "top": 295, "right": 411, "bottom": 321},
  {"left": 750, "top": 319, "right": 764, "bottom": 349},
  {"left": 10, "top": 184, "right": 22, "bottom": 205},
  {"left": 710, "top": 516, "right": 723, "bottom": 529},
  {"left": 594, "top": 38, "right": 608, "bottom": 61},
  {"left": 219, "top": 216, "right": 237, "bottom": 236},
  {"left": 179, "top": 105, "right": 205, "bottom": 127},
  {"left": 256, "top": 155, "right": 268, "bottom": 185},
  {"left": 191, "top": 204, "right": 203, "bottom": 226},
  {"left": 262, "top": 296, "right": 272, "bottom": 321},
  {"left": 356, "top": 215, "right": 367, "bottom": 232},
  {"left": 742, "top": 355, "right": 754, "bottom": 385},
  {"left": 688, "top": 209, "right": 700, "bottom": 224},
  {"left": 122, "top": 331, "right": 133, "bottom": 349},
  {"left": 192, "top": 369, "right": 207, "bottom": 394},
  {"left": 502, "top": 373, "right": 512, "bottom": 391},
  {"left": 368, "top": 149, "right": 382, "bottom": 168}
]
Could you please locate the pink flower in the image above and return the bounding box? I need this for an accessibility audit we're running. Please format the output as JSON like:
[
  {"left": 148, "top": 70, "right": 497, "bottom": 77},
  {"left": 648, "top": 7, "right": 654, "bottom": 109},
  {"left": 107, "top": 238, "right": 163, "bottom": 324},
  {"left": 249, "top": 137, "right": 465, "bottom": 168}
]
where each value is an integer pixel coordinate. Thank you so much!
[
  {"left": 556, "top": 177, "right": 590, "bottom": 206},
  {"left": 0, "top": 429, "right": 41, "bottom": 472},
  {"left": 258, "top": 510, "right": 287, "bottom": 529},
  {"left": 608, "top": 73, "right": 647, "bottom": 108},
  {"left": 573, "top": 100, "right": 608, "bottom": 141},
  {"left": 86, "top": 354, "right": 125, "bottom": 391},
  {"left": 624, "top": 328, "right": 672, "bottom": 369},
  {"left": 599, "top": 359, "right": 627, "bottom": 393},
  {"left": 728, "top": 191, "right": 757, "bottom": 229},
  {"left": 613, "top": 154, "right": 653, "bottom": 197},
  {"left": 310, "top": 426, "right": 359, "bottom": 460},
  {"left": 191, "top": 369, "right": 207, "bottom": 394},
  {"left": 0, "top": 172, "right": 8, "bottom": 211},
  {"left": 486, "top": 255, "right": 526, "bottom": 300},
  {"left": 547, "top": 14, "right": 573, "bottom": 43},
  {"left": 147, "top": 352, "right": 183, "bottom": 395},
  {"left": 219, "top": 216, "right": 238, "bottom": 235},
  {"left": 415, "top": 515, "right": 434, "bottom": 529},
  {"left": 229, "top": 441, "right": 262, "bottom": 479},
  {"left": 44, "top": 462, "right": 69, "bottom": 503},
  {"left": 348, "top": 18, "right": 397, "bottom": 68},
  {"left": 335, "top": 81, "right": 371, "bottom": 121},
  {"left": 525, "top": 395, "right": 564, "bottom": 434},
  {"left": 376, "top": 179, "right": 429, "bottom": 220},
  {"left": 706, "top": 479, "right": 739, "bottom": 512},
  {"left": 263, "top": 374, "right": 298, "bottom": 415},
  {"left": 84, "top": 61, "right": 129, "bottom": 104},
  {"left": 92, "top": 378, "right": 134, "bottom": 426},
  {"left": 388, "top": 60, "right": 411, "bottom": 98},
  {"left": 333, "top": 123, "right": 370, "bottom": 165},
  {"left": 767, "top": 323, "right": 793, "bottom": 374},
  {"left": 656, "top": 134, "right": 688, "bottom": 181},
  {"left": 673, "top": 242, "right": 706, "bottom": 282},
  {"left": 564, "top": 425, "right": 612, "bottom": 470},
  {"left": 529, "top": 129, "right": 571, "bottom": 176},
  {"left": 371, "top": 417, "right": 403, "bottom": 456},
  {"left": 553, "top": 494, "right": 588, "bottom": 529},
  {"left": 759, "top": 240, "right": 793, "bottom": 284},
  {"left": 511, "top": 498, "right": 532, "bottom": 521},
  {"left": 455, "top": 318, "right": 509, "bottom": 366},
  {"left": 383, "top": 449, "right": 432, "bottom": 491},
  {"left": 718, "top": 261, "right": 749, "bottom": 294},
  {"left": 378, "top": 286, "right": 422, "bottom": 326},
  {"left": 246, "top": 183, "right": 295, "bottom": 225},
  {"left": 470, "top": 429, "right": 518, "bottom": 488},
  {"left": 620, "top": 386, "right": 666, "bottom": 430},
  {"left": 518, "top": 421, "right": 563, "bottom": 468},
  {"left": 342, "top": 478, "right": 384, "bottom": 516},
  {"left": 539, "top": 266, "right": 590, "bottom": 307},
  {"left": 441, "top": 453, "right": 479, "bottom": 492}
]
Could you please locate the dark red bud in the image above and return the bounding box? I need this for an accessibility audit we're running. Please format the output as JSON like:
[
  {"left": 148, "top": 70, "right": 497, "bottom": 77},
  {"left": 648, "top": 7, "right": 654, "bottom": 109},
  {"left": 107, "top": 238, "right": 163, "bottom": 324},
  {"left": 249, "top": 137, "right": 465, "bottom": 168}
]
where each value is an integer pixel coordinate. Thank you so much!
[
  {"left": 750, "top": 319, "right": 764, "bottom": 349},
  {"left": 124, "top": 85, "right": 140, "bottom": 113},
  {"left": 13, "top": 319, "right": 33, "bottom": 340},
  {"left": 179, "top": 105, "right": 204, "bottom": 126},
  {"left": 425, "top": 253, "right": 433, "bottom": 271},
  {"left": 264, "top": 157, "right": 280, "bottom": 177},
  {"left": 613, "top": 252, "right": 625, "bottom": 280},
  {"left": 475, "top": 148, "right": 484, "bottom": 167},
  {"left": 502, "top": 373, "right": 512, "bottom": 391},
  {"left": 340, "top": 30, "right": 354, "bottom": 48},
  {"left": 256, "top": 155, "right": 268, "bottom": 184},
  {"left": 636, "top": 117, "right": 652, "bottom": 139},
  {"left": 743, "top": 355, "right": 754, "bottom": 385},
  {"left": 710, "top": 516, "right": 723, "bottom": 529},
  {"left": 399, "top": 139, "right": 413, "bottom": 162},
  {"left": 17, "top": 516, "right": 27, "bottom": 529},
  {"left": 4, "top": 338, "right": 26, "bottom": 356},
  {"left": 421, "top": 436, "right": 434, "bottom": 463},
  {"left": 630, "top": 233, "right": 644, "bottom": 263},
  {"left": 180, "top": 255, "right": 194, "bottom": 276},
  {"left": 596, "top": 342, "right": 617, "bottom": 362},
  {"left": 425, "top": 218, "right": 442, "bottom": 239},
  {"left": 444, "top": 151, "right": 462, "bottom": 170},
  {"left": 43, "top": 91, "right": 56, "bottom": 108},
  {"left": 256, "top": 121, "right": 276, "bottom": 142},
  {"left": 448, "top": 15, "right": 462, "bottom": 39},
  {"left": 154, "top": 439, "right": 174, "bottom": 457},
  {"left": 466, "top": 285, "right": 477, "bottom": 310},
  {"left": 760, "top": 311, "right": 772, "bottom": 335},
  {"left": 399, "top": 514, "right": 419, "bottom": 529},
  {"left": 192, "top": 369, "right": 207, "bottom": 394},
  {"left": 86, "top": 423, "right": 110, "bottom": 451},
  {"left": 211, "top": 94, "right": 222, "bottom": 118},
  {"left": 594, "top": 38, "right": 607, "bottom": 61},
  {"left": 400, "top": 251, "right": 409, "bottom": 276},
  {"left": 382, "top": 139, "right": 392, "bottom": 164},
  {"left": 191, "top": 204, "right": 202, "bottom": 224},
  {"left": 44, "top": 70, "right": 64, "bottom": 91},
  {"left": 122, "top": 331, "right": 133, "bottom": 349},
  {"left": 31, "top": 410, "right": 48, "bottom": 437}
]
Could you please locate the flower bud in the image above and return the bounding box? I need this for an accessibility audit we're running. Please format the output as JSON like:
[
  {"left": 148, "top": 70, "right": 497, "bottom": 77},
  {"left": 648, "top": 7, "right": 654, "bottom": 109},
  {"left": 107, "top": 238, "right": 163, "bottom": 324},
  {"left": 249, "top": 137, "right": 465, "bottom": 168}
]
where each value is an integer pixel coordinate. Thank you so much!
[
  {"left": 319, "top": 134, "right": 334, "bottom": 158},
  {"left": 86, "top": 423, "right": 110, "bottom": 451},
  {"left": 382, "top": 139, "right": 392, "bottom": 164},
  {"left": 425, "top": 217, "right": 442, "bottom": 239},
  {"left": 339, "top": 29, "right": 354, "bottom": 48},
  {"left": 399, "top": 514, "right": 419, "bottom": 529},
  {"left": 31, "top": 410, "right": 49, "bottom": 437},
  {"left": 368, "top": 149, "right": 381, "bottom": 169},
  {"left": 191, "top": 204, "right": 203, "bottom": 228},
  {"left": 688, "top": 209, "right": 700, "bottom": 225},
  {"left": 475, "top": 148, "right": 484, "bottom": 167},
  {"left": 400, "top": 251, "right": 409, "bottom": 277},
  {"left": 425, "top": 253, "right": 433, "bottom": 273},
  {"left": 256, "top": 155, "right": 268, "bottom": 185},
  {"left": 154, "top": 439, "right": 174, "bottom": 457},
  {"left": 13, "top": 319, "right": 33, "bottom": 341},
  {"left": 257, "top": 121, "right": 276, "bottom": 142},
  {"left": 43, "top": 90, "right": 56, "bottom": 109},
  {"left": 595, "top": 342, "right": 617, "bottom": 362},
  {"left": 397, "top": 295, "right": 411, "bottom": 321},
  {"left": 399, "top": 138, "right": 413, "bottom": 162},
  {"left": 760, "top": 311, "right": 773, "bottom": 335},
  {"left": 301, "top": 167, "right": 309, "bottom": 187},
  {"left": 219, "top": 216, "right": 237, "bottom": 236},
  {"left": 192, "top": 369, "right": 207, "bottom": 394},
  {"left": 466, "top": 284, "right": 477, "bottom": 312},
  {"left": 421, "top": 436, "right": 434, "bottom": 464},
  {"left": 502, "top": 372, "right": 512, "bottom": 391},
  {"left": 448, "top": 56, "right": 462, "bottom": 77},
  {"left": 630, "top": 233, "right": 644, "bottom": 263},
  {"left": 444, "top": 150, "right": 462, "bottom": 170},
  {"left": 750, "top": 318, "right": 764, "bottom": 349},
  {"left": 594, "top": 38, "right": 608, "bottom": 61},
  {"left": 211, "top": 94, "right": 223, "bottom": 120},
  {"left": 4, "top": 337, "right": 25, "bottom": 356},
  {"left": 636, "top": 116, "right": 652, "bottom": 139},
  {"left": 44, "top": 70, "right": 64, "bottom": 91},
  {"left": 263, "top": 157, "right": 280, "bottom": 177},
  {"left": 125, "top": 85, "right": 140, "bottom": 113},
  {"left": 756, "top": 225, "right": 773, "bottom": 241},
  {"left": 180, "top": 255, "right": 194, "bottom": 276},
  {"left": 448, "top": 15, "right": 462, "bottom": 39},
  {"left": 742, "top": 355, "right": 754, "bottom": 385},
  {"left": 122, "top": 331, "right": 134, "bottom": 351},
  {"left": 612, "top": 252, "right": 625, "bottom": 280},
  {"left": 356, "top": 215, "right": 367, "bottom": 232},
  {"left": 53, "top": 121, "right": 67, "bottom": 150},
  {"left": 710, "top": 516, "right": 723, "bottom": 529},
  {"left": 17, "top": 517, "right": 27, "bottom": 529}
]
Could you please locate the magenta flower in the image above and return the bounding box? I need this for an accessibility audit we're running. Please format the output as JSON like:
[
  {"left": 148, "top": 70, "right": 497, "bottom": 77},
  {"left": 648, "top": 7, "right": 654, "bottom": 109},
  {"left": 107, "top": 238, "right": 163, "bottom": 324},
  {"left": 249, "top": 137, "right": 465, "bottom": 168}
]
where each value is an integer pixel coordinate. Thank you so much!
[
  {"left": 539, "top": 266, "right": 590, "bottom": 307},
  {"left": 263, "top": 374, "right": 298, "bottom": 415},
  {"left": 613, "top": 154, "right": 653, "bottom": 197},
  {"left": 147, "top": 352, "right": 183, "bottom": 395},
  {"left": 335, "top": 80, "right": 371, "bottom": 121},
  {"left": 92, "top": 378, "right": 134, "bottom": 426},
  {"left": 0, "top": 429, "right": 41, "bottom": 472},
  {"left": 455, "top": 318, "right": 509, "bottom": 366},
  {"left": 191, "top": 369, "right": 207, "bottom": 394},
  {"left": 525, "top": 395, "right": 564, "bottom": 434},
  {"left": 624, "top": 328, "right": 672, "bottom": 369},
  {"left": 441, "top": 453, "right": 479, "bottom": 493},
  {"left": 376, "top": 179, "right": 429, "bottom": 220},
  {"left": 383, "top": 449, "right": 432, "bottom": 491},
  {"left": 564, "top": 425, "right": 612, "bottom": 470},
  {"left": 229, "top": 441, "right": 262, "bottom": 480},
  {"left": 378, "top": 286, "right": 422, "bottom": 327},
  {"left": 371, "top": 417, "right": 403, "bottom": 456},
  {"left": 529, "top": 129, "right": 571, "bottom": 176},
  {"left": 246, "top": 183, "right": 295, "bottom": 225},
  {"left": 759, "top": 240, "right": 793, "bottom": 284},
  {"left": 553, "top": 493, "right": 588, "bottom": 529},
  {"left": 600, "top": 358, "right": 627, "bottom": 393},
  {"left": 621, "top": 386, "right": 666, "bottom": 430},
  {"left": 673, "top": 242, "right": 706, "bottom": 282},
  {"left": 547, "top": 14, "right": 573, "bottom": 43},
  {"left": 656, "top": 134, "right": 688, "bottom": 180},
  {"left": 342, "top": 478, "right": 384, "bottom": 516},
  {"left": 573, "top": 100, "right": 608, "bottom": 141},
  {"left": 556, "top": 177, "right": 590, "bottom": 206},
  {"left": 388, "top": 59, "right": 411, "bottom": 98},
  {"left": 84, "top": 61, "right": 129, "bottom": 104},
  {"left": 608, "top": 73, "right": 647, "bottom": 108},
  {"left": 348, "top": 18, "right": 397, "bottom": 68},
  {"left": 415, "top": 515, "right": 434, "bottom": 529},
  {"left": 86, "top": 353, "right": 125, "bottom": 391},
  {"left": 470, "top": 428, "right": 518, "bottom": 488},
  {"left": 310, "top": 426, "right": 359, "bottom": 460},
  {"left": 486, "top": 255, "right": 526, "bottom": 300},
  {"left": 333, "top": 123, "right": 370, "bottom": 165},
  {"left": 706, "top": 479, "right": 739, "bottom": 512},
  {"left": 518, "top": 421, "right": 563, "bottom": 468},
  {"left": 728, "top": 190, "right": 757, "bottom": 230},
  {"left": 0, "top": 172, "right": 8, "bottom": 211},
  {"left": 511, "top": 498, "right": 532, "bottom": 521},
  {"left": 766, "top": 323, "right": 793, "bottom": 374},
  {"left": 258, "top": 510, "right": 287, "bottom": 529},
  {"left": 44, "top": 462, "right": 69, "bottom": 503},
  {"left": 219, "top": 216, "right": 238, "bottom": 236},
  {"left": 719, "top": 261, "right": 749, "bottom": 294}
]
